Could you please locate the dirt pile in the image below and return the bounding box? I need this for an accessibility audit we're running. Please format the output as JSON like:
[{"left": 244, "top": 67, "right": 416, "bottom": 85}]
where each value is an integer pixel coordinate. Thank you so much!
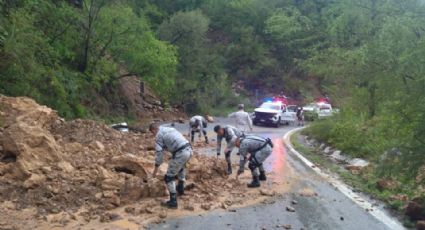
[{"left": 0, "top": 95, "right": 278, "bottom": 229}]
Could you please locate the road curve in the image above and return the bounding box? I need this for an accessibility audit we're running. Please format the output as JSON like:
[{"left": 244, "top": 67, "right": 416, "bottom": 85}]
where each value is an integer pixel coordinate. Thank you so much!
[{"left": 148, "top": 118, "right": 403, "bottom": 230}]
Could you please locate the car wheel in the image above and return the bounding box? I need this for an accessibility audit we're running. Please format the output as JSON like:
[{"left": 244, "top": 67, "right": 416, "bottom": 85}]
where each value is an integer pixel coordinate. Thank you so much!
[{"left": 274, "top": 118, "right": 281, "bottom": 128}]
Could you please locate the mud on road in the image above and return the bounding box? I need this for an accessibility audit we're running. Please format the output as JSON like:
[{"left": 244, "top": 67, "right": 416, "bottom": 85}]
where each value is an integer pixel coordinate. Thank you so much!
[{"left": 0, "top": 96, "right": 289, "bottom": 230}]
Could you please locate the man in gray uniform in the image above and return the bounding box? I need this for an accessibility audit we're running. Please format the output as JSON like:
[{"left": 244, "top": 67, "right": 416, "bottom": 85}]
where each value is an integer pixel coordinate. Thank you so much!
[
  {"left": 188, "top": 115, "right": 209, "bottom": 144},
  {"left": 228, "top": 104, "right": 253, "bottom": 132},
  {"left": 236, "top": 135, "right": 273, "bottom": 188},
  {"left": 214, "top": 125, "right": 244, "bottom": 175},
  {"left": 150, "top": 123, "right": 192, "bottom": 208}
]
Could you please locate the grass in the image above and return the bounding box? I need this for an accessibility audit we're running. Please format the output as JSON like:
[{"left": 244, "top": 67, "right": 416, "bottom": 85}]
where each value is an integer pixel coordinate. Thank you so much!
[{"left": 290, "top": 131, "right": 415, "bottom": 226}]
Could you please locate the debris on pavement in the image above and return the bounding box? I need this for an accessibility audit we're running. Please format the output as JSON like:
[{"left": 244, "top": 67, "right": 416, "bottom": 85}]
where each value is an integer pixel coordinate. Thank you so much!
[
  {"left": 0, "top": 95, "right": 287, "bottom": 229},
  {"left": 282, "top": 224, "right": 292, "bottom": 229},
  {"left": 286, "top": 206, "right": 296, "bottom": 212}
]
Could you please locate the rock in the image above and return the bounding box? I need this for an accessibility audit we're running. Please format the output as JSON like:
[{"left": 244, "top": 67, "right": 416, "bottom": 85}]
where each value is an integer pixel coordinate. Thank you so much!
[
  {"left": 2, "top": 201, "right": 16, "bottom": 210},
  {"left": 291, "top": 200, "right": 298, "bottom": 205},
  {"left": 94, "top": 141, "right": 105, "bottom": 151},
  {"left": 103, "top": 191, "right": 115, "bottom": 198},
  {"left": 100, "top": 212, "right": 121, "bottom": 223},
  {"left": 158, "top": 210, "right": 167, "bottom": 219},
  {"left": 347, "top": 158, "right": 369, "bottom": 168},
  {"left": 323, "top": 147, "right": 331, "bottom": 154},
  {"left": 221, "top": 202, "right": 228, "bottom": 210},
  {"left": 109, "top": 154, "right": 148, "bottom": 178},
  {"left": 206, "top": 115, "right": 214, "bottom": 123},
  {"left": 124, "top": 206, "right": 136, "bottom": 215},
  {"left": 405, "top": 197, "right": 425, "bottom": 220},
  {"left": 260, "top": 189, "right": 275, "bottom": 196},
  {"left": 417, "top": 221, "right": 425, "bottom": 230},
  {"left": 95, "top": 192, "right": 102, "bottom": 199},
  {"left": 283, "top": 224, "right": 292, "bottom": 229},
  {"left": 108, "top": 195, "right": 121, "bottom": 207},
  {"left": 177, "top": 118, "right": 185, "bottom": 124},
  {"left": 340, "top": 217, "right": 344, "bottom": 221},
  {"left": 23, "top": 174, "right": 46, "bottom": 189},
  {"left": 331, "top": 150, "right": 341, "bottom": 156},
  {"left": 201, "top": 204, "right": 211, "bottom": 210},
  {"left": 286, "top": 206, "right": 295, "bottom": 212},
  {"left": 184, "top": 204, "right": 195, "bottom": 211},
  {"left": 330, "top": 151, "right": 347, "bottom": 163},
  {"left": 47, "top": 212, "right": 73, "bottom": 226},
  {"left": 145, "top": 207, "right": 155, "bottom": 214},
  {"left": 319, "top": 143, "right": 326, "bottom": 150}
]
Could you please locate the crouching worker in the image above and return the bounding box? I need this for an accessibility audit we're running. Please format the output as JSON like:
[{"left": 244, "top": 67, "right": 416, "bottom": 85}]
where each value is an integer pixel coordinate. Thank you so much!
[
  {"left": 189, "top": 115, "right": 209, "bottom": 144},
  {"left": 214, "top": 125, "right": 244, "bottom": 175},
  {"left": 236, "top": 135, "right": 273, "bottom": 188},
  {"left": 150, "top": 123, "right": 192, "bottom": 209}
]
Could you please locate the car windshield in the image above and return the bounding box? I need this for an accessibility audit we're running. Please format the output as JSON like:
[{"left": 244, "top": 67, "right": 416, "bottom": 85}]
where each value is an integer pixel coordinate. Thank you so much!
[
  {"left": 260, "top": 103, "right": 281, "bottom": 111},
  {"left": 287, "top": 106, "right": 297, "bottom": 112},
  {"left": 319, "top": 105, "right": 331, "bottom": 110}
]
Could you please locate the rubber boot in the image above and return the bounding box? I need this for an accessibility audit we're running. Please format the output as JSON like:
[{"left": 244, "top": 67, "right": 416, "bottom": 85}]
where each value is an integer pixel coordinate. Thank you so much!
[
  {"left": 177, "top": 181, "right": 185, "bottom": 196},
  {"left": 227, "top": 163, "right": 233, "bottom": 175},
  {"left": 161, "top": 193, "right": 178, "bottom": 209},
  {"left": 247, "top": 175, "right": 260, "bottom": 188},
  {"left": 205, "top": 136, "right": 209, "bottom": 144},
  {"left": 191, "top": 135, "right": 194, "bottom": 143},
  {"left": 259, "top": 171, "right": 267, "bottom": 181}
]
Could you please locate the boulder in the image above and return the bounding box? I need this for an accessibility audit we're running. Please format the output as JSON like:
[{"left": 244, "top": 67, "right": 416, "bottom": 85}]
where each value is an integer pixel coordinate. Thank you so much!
[
  {"left": 347, "top": 158, "right": 369, "bottom": 168},
  {"left": 330, "top": 151, "right": 347, "bottom": 163},
  {"left": 417, "top": 221, "right": 425, "bottom": 230},
  {"left": 323, "top": 147, "right": 332, "bottom": 154},
  {"left": 23, "top": 174, "right": 46, "bottom": 189},
  {"left": 259, "top": 189, "right": 276, "bottom": 196},
  {"left": 405, "top": 197, "right": 425, "bottom": 221},
  {"left": 109, "top": 154, "right": 148, "bottom": 178}
]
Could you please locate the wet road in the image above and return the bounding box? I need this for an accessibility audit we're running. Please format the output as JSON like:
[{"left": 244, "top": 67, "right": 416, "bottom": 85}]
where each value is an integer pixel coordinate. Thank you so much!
[{"left": 149, "top": 118, "right": 403, "bottom": 230}]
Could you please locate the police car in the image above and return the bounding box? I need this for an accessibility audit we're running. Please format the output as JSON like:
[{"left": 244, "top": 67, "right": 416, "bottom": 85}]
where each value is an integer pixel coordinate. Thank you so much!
[{"left": 252, "top": 101, "right": 296, "bottom": 127}]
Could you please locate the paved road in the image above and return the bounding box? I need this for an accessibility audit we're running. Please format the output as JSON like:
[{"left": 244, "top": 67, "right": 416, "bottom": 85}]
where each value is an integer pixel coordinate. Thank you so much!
[{"left": 149, "top": 118, "right": 403, "bottom": 230}]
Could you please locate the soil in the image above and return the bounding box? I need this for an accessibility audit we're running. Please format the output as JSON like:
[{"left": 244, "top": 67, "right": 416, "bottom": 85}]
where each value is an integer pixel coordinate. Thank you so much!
[{"left": 0, "top": 95, "right": 289, "bottom": 230}]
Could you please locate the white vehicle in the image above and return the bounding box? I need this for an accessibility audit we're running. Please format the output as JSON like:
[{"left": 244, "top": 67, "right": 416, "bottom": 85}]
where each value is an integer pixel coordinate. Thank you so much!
[
  {"left": 303, "top": 103, "right": 334, "bottom": 119},
  {"left": 252, "top": 102, "right": 296, "bottom": 127},
  {"left": 317, "top": 103, "right": 333, "bottom": 118},
  {"left": 282, "top": 105, "right": 298, "bottom": 124}
]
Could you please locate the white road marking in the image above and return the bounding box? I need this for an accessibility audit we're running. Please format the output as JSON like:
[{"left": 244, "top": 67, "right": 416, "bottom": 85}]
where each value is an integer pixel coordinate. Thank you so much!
[{"left": 283, "top": 127, "right": 406, "bottom": 230}]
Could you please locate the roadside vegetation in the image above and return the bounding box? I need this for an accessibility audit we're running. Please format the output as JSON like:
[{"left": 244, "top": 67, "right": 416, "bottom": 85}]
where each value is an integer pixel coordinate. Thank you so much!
[{"left": 291, "top": 131, "right": 421, "bottom": 227}]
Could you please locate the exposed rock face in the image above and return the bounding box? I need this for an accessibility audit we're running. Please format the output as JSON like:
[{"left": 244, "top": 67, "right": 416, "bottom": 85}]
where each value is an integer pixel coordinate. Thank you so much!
[{"left": 405, "top": 197, "right": 425, "bottom": 221}]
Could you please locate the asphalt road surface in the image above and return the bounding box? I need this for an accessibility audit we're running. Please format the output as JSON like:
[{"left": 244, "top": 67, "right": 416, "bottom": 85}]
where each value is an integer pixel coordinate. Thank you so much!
[{"left": 149, "top": 118, "right": 404, "bottom": 230}]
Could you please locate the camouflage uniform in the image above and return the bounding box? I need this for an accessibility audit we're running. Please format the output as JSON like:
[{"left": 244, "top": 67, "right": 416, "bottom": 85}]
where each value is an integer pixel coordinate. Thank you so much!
[
  {"left": 216, "top": 125, "right": 244, "bottom": 174},
  {"left": 189, "top": 115, "right": 208, "bottom": 143},
  {"left": 155, "top": 126, "right": 192, "bottom": 195},
  {"left": 238, "top": 135, "right": 273, "bottom": 187}
]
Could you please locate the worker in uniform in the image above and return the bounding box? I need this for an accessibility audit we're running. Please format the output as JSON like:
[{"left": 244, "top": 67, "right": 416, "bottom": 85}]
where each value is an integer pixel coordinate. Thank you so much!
[
  {"left": 228, "top": 104, "right": 253, "bottom": 133},
  {"left": 150, "top": 123, "right": 192, "bottom": 209},
  {"left": 296, "top": 107, "right": 304, "bottom": 126},
  {"left": 236, "top": 135, "right": 273, "bottom": 188},
  {"left": 214, "top": 125, "right": 244, "bottom": 175},
  {"left": 188, "top": 115, "right": 209, "bottom": 144}
]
